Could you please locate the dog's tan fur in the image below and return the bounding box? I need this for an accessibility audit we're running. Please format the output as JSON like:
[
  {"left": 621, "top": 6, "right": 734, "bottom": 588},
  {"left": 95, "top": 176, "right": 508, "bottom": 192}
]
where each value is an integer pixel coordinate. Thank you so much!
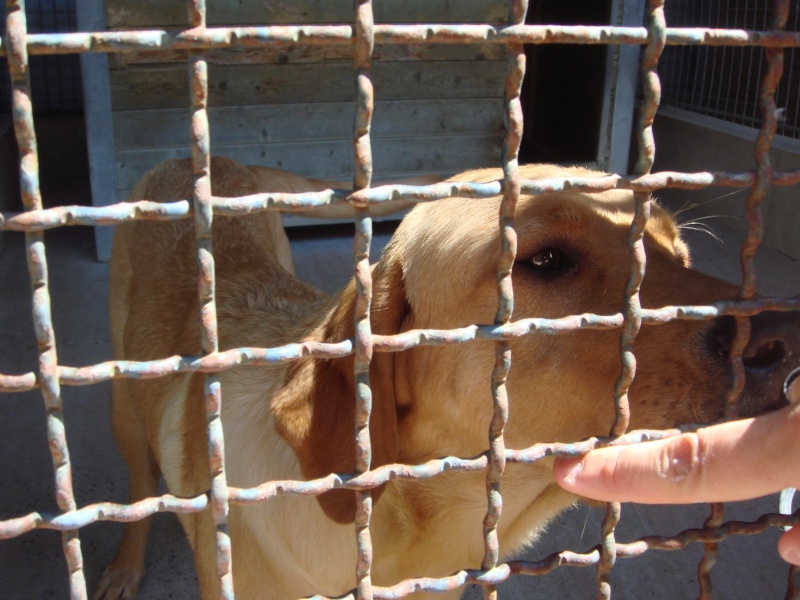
[{"left": 97, "top": 157, "right": 784, "bottom": 599}]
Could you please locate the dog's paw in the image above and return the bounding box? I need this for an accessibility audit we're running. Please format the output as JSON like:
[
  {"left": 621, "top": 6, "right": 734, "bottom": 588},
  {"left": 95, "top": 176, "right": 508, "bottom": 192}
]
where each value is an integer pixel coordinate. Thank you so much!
[{"left": 91, "top": 564, "right": 143, "bottom": 600}]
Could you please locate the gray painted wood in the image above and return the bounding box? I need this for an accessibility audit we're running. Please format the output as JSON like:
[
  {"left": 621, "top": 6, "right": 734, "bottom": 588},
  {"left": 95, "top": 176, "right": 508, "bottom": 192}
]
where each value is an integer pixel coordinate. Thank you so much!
[
  {"left": 78, "top": 0, "right": 117, "bottom": 262},
  {"left": 598, "top": 0, "right": 645, "bottom": 174},
  {"left": 113, "top": 99, "right": 504, "bottom": 150},
  {"left": 107, "top": 43, "right": 506, "bottom": 68},
  {"left": 106, "top": 0, "right": 512, "bottom": 28},
  {"left": 109, "top": 60, "right": 506, "bottom": 110},
  {"left": 114, "top": 133, "right": 503, "bottom": 192},
  {"left": 89, "top": 0, "right": 640, "bottom": 257},
  {"left": 100, "top": 0, "right": 511, "bottom": 241}
]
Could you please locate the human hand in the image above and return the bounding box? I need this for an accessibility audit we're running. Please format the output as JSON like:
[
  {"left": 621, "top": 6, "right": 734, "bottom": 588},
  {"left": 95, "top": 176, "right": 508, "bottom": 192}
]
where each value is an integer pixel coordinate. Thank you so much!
[{"left": 553, "top": 376, "right": 800, "bottom": 565}]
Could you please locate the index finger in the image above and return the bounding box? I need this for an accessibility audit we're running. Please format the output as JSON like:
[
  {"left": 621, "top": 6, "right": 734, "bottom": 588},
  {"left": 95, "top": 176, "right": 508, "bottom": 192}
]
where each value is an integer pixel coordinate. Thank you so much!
[{"left": 553, "top": 402, "right": 800, "bottom": 504}]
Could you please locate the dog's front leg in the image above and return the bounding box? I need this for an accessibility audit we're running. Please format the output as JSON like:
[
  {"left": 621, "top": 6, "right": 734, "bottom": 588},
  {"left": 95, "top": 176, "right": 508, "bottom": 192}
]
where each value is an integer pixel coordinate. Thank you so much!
[{"left": 93, "top": 379, "right": 160, "bottom": 600}]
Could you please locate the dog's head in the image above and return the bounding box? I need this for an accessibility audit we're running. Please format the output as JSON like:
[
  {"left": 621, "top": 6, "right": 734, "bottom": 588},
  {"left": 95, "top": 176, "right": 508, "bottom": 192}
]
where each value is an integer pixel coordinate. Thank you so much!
[{"left": 275, "top": 164, "right": 800, "bottom": 522}]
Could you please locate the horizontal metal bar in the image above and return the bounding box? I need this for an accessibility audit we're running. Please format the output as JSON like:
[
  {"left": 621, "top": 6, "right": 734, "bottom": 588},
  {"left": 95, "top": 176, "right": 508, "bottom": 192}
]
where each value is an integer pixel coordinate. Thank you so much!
[
  {"left": 358, "top": 510, "right": 800, "bottom": 600},
  {"left": 2, "top": 170, "right": 800, "bottom": 233},
  {"left": 0, "top": 423, "right": 720, "bottom": 538},
  {"left": 2, "top": 297, "right": 797, "bottom": 394},
  {"left": 8, "top": 341, "right": 351, "bottom": 391},
  {"left": 1, "top": 25, "right": 799, "bottom": 58},
  {"left": 0, "top": 493, "right": 208, "bottom": 539},
  {"left": 308, "top": 510, "right": 800, "bottom": 599}
]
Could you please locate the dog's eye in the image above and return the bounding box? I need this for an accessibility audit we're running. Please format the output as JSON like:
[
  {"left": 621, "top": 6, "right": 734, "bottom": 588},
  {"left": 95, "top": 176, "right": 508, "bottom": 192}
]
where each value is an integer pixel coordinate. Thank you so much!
[{"left": 529, "top": 248, "right": 568, "bottom": 272}]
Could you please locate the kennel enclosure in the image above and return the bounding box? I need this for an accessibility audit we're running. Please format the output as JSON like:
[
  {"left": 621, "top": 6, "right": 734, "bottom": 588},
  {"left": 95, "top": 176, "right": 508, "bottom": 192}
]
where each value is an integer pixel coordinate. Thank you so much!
[{"left": 1, "top": 0, "right": 800, "bottom": 598}]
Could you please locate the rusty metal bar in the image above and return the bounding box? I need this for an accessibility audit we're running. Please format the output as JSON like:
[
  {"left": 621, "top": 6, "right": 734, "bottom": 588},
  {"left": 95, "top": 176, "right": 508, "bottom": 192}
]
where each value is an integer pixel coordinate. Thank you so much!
[
  {"left": 352, "top": 2, "right": 376, "bottom": 599},
  {"left": 725, "top": 0, "right": 789, "bottom": 420},
  {"left": 786, "top": 566, "right": 800, "bottom": 600},
  {"left": 0, "top": 417, "right": 794, "bottom": 540},
  {"left": 1, "top": 25, "right": 800, "bottom": 58},
  {"left": 597, "top": 0, "right": 665, "bottom": 596},
  {"left": 702, "top": 1, "right": 790, "bottom": 597},
  {"left": 697, "top": 503, "right": 725, "bottom": 598},
  {"left": 0, "top": 3, "right": 798, "bottom": 599},
  {"left": 3, "top": 295, "right": 800, "bottom": 395},
  {"left": 0, "top": 494, "right": 209, "bottom": 539},
  {"left": 186, "top": 0, "right": 234, "bottom": 597},
  {"left": 4, "top": 1, "right": 87, "bottom": 598},
  {"left": 307, "top": 511, "right": 800, "bottom": 600},
  {"left": 481, "top": 1, "right": 527, "bottom": 599},
  {"left": 8, "top": 512, "right": 800, "bottom": 600},
  {"left": 5, "top": 168, "right": 800, "bottom": 232}
]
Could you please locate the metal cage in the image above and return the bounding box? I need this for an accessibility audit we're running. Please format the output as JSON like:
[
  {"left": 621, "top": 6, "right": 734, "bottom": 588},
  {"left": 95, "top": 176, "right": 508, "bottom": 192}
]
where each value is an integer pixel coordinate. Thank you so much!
[{"left": 1, "top": 0, "right": 800, "bottom": 598}]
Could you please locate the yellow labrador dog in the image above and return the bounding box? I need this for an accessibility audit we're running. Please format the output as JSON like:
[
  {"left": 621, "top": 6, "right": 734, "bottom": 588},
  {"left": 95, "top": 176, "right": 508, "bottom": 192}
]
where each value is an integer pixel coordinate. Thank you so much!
[{"left": 96, "top": 157, "right": 797, "bottom": 599}]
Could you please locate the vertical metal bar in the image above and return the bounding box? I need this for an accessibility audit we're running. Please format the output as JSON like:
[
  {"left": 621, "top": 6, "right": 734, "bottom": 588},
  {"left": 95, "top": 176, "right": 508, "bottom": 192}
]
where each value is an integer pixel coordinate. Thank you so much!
[
  {"left": 724, "top": 0, "right": 788, "bottom": 421},
  {"left": 697, "top": 502, "right": 724, "bottom": 598},
  {"left": 5, "top": 2, "right": 87, "bottom": 599},
  {"left": 481, "top": 3, "right": 527, "bottom": 600},
  {"left": 785, "top": 565, "right": 800, "bottom": 600},
  {"left": 187, "top": 1, "right": 234, "bottom": 598},
  {"left": 709, "top": 0, "right": 788, "bottom": 597},
  {"left": 694, "top": 1, "right": 787, "bottom": 595},
  {"left": 353, "top": 2, "right": 375, "bottom": 600},
  {"left": 598, "top": 1, "right": 665, "bottom": 598}
]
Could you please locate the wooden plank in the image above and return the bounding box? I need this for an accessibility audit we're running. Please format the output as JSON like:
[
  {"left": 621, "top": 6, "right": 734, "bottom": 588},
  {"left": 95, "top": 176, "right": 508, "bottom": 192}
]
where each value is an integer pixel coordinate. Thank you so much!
[
  {"left": 78, "top": 0, "right": 117, "bottom": 261},
  {"left": 107, "top": 43, "right": 505, "bottom": 69},
  {"left": 107, "top": 0, "right": 511, "bottom": 29},
  {"left": 114, "top": 133, "right": 504, "bottom": 191},
  {"left": 113, "top": 98, "right": 504, "bottom": 150},
  {"left": 109, "top": 60, "right": 506, "bottom": 110},
  {"left": 281, "top": 206, "right": 413, "bottom": 228}
]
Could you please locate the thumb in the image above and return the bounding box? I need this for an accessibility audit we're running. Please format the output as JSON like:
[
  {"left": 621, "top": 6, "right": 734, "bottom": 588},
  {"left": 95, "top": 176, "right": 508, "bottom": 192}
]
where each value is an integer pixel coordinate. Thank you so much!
[{"left": 779, "top": 526, "right": 800, "bottom": 566}]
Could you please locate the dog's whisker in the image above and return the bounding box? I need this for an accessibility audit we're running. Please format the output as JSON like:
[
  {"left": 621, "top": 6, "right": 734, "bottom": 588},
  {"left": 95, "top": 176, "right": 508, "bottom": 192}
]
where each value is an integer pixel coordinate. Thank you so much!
[
  {"left": 672, "top": 188, "right": 748, "bottom": 218},
  {"left": 679, "top": 223, "right": 724, "bottom": 246},
  {"left": 579, "top": 505, "right": 592, "bottom": 543},
  {"left": 671, "top": 200, "right": 700, "bottom": 218},
  {"left": 102, "top": 158, "right": 800, "bottom": 598},
  {"left": 680, "top": 214, "right": 739, "bottom": 224}
]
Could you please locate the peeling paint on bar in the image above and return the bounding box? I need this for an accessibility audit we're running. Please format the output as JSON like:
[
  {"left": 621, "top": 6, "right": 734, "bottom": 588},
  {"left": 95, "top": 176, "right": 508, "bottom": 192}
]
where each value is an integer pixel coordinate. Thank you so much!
[
  {"left": 352, "top": 3, "right": 376, "bottom": 599},
  {"left": 308, "top": 513, "right": 800, "bottom": 600},
  {"left": 0, "top": 493, "right": 208, "bottom": 539},
  {"left": 1, "top": 0, "right": 798, "bottom": 598},
  {"left": 5, "top": 169, "right": 800, "bottom": 232},
  {"left": 2, "top": 25, "right": 800, "bottom": 58},
  {"left": 3, "top": 297, "right": 800, "bottom": 394},
  {"left": 185, "top": 2, "right": 236, "bottom": 595},
  {"left": 5, "top": 0, "right": 88, "bottom": 597}
]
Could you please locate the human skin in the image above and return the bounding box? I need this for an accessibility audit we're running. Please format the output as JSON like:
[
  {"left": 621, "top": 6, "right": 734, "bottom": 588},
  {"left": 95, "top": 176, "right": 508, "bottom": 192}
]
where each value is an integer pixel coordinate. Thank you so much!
[{"left": 553, "top": 379, "right": 800, "bottom": 565}]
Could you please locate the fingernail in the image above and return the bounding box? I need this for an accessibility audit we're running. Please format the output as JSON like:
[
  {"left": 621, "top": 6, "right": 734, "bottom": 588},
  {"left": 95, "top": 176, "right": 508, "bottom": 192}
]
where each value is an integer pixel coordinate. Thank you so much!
[{"left": 561, "top": 459, "right": 583, "bottom": 486}]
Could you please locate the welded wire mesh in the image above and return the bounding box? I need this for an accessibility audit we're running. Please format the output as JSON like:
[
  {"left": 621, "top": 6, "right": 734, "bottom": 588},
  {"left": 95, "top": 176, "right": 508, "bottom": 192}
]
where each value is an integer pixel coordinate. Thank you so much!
[
  {"left": 660, "top": 0, "right": 800, "bottom": 140},
  {"left": 1, "top": 0, "right": 800, "bottom": 599},
  {"left": 0, "top": 0, "right": 83, "bottom": 113}
]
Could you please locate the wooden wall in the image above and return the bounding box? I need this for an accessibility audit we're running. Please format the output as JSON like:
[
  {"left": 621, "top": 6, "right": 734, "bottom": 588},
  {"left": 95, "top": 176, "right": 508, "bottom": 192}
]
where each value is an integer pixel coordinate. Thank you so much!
[{"left": 106, "top": 0, "right": 511, "bottom": 201}]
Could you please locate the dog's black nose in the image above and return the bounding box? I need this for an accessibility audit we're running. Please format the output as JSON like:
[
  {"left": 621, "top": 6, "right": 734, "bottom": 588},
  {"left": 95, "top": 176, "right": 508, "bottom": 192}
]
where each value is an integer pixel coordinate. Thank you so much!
[{"left": 714, "top": 311, "right": 800, "bottom": 416}]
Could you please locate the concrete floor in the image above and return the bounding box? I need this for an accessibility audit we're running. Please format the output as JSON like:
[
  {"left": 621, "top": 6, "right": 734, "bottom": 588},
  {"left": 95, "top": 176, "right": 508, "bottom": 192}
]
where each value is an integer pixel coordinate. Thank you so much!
[{"left": 1, "top": 202, "right": 799, "bottom": 599}]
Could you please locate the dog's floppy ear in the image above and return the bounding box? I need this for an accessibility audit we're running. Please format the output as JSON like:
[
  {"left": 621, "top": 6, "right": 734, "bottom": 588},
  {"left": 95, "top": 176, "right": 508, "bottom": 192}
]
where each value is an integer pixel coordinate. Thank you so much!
[{"left": 272, "top": 255, "right": 411, "bottom": 524}]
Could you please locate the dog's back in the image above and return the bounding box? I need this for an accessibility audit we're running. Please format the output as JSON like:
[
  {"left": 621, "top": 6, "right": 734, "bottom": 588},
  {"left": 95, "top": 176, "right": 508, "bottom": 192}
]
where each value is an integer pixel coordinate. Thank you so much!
[
  {"left": 99, "top": 157, "right": 800, "bottom": 600},
  {"left": 103, "top": 157, "right": 349, "bottom": 600}
]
